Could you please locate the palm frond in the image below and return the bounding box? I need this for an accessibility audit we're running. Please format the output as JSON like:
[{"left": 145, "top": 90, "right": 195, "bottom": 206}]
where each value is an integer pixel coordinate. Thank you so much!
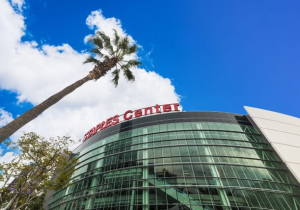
[
  {"left": 122, "top": 66, "right": 135, "bottom": 82},
  {"left": 126, "top": 45, "right": 138, "bottom": 55},
  {"left": 112, "top": 29, "right": 120, "bottom": 46},
  {"left": 88, "top": 36, "right": 103, "bottom": 49},
  {"left": 97, "top": 31, "right": 114, "bottom": 55},
  {"left": 90, "top": 48, "right": 104, "bottom": 58},
  {"left": 104, "top": 55, "right": 110, "bottom": 60},
  {"left": 118, "top": 37, "right": 129, "bottom": 52},
  {"left": 111, "top": 69, "right": 120, "bottom": 87},
  {"left": 126, "top": 60, "right": 142, "bottom": 67},
  {"left": 83, "top": 56, "right": 100, "bottom": 65}
]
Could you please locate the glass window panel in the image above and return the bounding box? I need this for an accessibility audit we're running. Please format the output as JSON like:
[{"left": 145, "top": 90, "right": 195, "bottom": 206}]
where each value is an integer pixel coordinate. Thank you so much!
[
  {"left": 183, "top": 164, "right": 194, "bottom": 177},
  {"left": 193, "top": 131, "right": 203, "bottom": 139},
  {"left": 183, "top": 122, "right": 192, "bottom": 130},
  {"left": 207, "top": 122, "right": 217, "bottom": 130},
  {"left": 186, "top": 139, "right": 195, "bottom": 144},
  {"left": 188, "top": 146, "right": 198, "bottom": 156},
  {"left": 158, "top": 124, "right": 167, "bottom": 132},
  {"left": 162, "top": 147, "right": 171, "bottom": 157},
  {"left": 172, "top": 156, "right": 181, "bottom": 163},
  {"left": 173, "top": 165, "right": 184, "bottom": 177},
  {"left": 171, "top": 147, "right": 180, "bottom": 156},
  {"left": 153, "top": 141, "right": 161, "bottom": 147},
  {"left": 160, "top": 132, "right": 169, "bottom": 141},
  {"left": 191, "top": 156, "right": 200, "bottom": 162},
  {"left": 161, "top": 140, "right": 170, "bottom": 146},
  {"left": 168, "top": 132, "right": 177, "bottom": 140},
  {"left": 185, "top": 131, "right": 194, "bottom": 139},
  {"left": 175, "top": 123, "right": 184, "bottom": 130},
  {"left": 200, "top": 122, "right": 209, "bottom": 129},
  {"left": 178, "top": 139, "right": 186, "bottom": 145},
  {"left": 152, "top": 125, "right": 159, "bottom": 133},
  {"left": 177, "top": 131, "right": 186, "bottom": 139},
  {"left": 167, "top": 123, "right": 176, "bottom": 131},
  {"left": 216, "top": 123, "right": 226, "bottom": 130},
  {"left": 191, "top": 122, "right": 199, "bottom": 130}
]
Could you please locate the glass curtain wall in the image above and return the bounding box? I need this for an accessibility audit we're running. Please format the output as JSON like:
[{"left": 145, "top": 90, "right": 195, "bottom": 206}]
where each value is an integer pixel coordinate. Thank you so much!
[{"left": 49, "top": 121, "right": 300, "bottom": 210}]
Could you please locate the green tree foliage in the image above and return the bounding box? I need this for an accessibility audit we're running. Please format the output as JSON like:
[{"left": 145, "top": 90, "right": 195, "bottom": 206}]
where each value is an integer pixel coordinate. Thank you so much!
[{"left": 0, "top": 132, "right": 78, "bottom": 210}]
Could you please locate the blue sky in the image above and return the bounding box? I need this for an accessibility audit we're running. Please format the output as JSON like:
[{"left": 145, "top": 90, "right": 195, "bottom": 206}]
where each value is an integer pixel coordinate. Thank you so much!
[
  {"left": 1, "top": 0, "right": 300, "bottom": 158},
  {"left": 16, "top": 0, "right": 300, "bottom": 116}
]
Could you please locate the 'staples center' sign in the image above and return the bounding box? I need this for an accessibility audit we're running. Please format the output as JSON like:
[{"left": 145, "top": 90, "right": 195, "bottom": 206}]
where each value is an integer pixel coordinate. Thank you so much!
[{"left": 83, "top": 103, "right": 180, "bottom": 142}]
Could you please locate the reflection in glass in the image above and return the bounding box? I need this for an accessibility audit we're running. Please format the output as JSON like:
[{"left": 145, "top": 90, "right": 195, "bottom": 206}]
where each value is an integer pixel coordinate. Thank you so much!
[{"left": 49, "top": 121, "right": 300, "bottom": 210}]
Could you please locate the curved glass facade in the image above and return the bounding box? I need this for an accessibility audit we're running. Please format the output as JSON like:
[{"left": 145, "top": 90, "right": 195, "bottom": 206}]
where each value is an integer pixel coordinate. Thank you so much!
[{"left": 48, "top": 112, "right": 300, "bottom": 210}]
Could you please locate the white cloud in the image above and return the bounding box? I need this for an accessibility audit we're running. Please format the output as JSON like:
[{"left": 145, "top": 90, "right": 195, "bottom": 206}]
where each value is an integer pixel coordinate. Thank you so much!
[
  {"left": 0, "top": 0, "right": 180, "bottom": 151},
  {"left": 85, "top": 10, "right": 134, "bottom": 44},
  {"left": 10, "top": 0, "right": 24, "bottom": 11},
  {"left": 0, "top": 151, "right": 16, "bottom": 163},
  {"left": 0, "top": 108, "right": 14, "bottom": 127}
]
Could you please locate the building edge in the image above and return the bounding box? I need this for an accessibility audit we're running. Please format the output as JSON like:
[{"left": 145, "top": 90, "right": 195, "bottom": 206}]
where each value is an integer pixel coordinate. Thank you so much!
[{"left": 245, "top": 106, "right": 300, "bottom": 183}]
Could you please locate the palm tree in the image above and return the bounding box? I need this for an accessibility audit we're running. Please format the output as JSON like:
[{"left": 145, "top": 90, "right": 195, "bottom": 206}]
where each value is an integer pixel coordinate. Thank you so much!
[{"left": 0, "top": 30, "right": 141, "bottom": 143}]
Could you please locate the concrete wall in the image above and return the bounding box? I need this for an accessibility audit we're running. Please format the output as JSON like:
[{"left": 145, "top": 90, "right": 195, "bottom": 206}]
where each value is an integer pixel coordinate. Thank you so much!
[{"left": 245, "top": 106, "right": 300, "bottom": 183}]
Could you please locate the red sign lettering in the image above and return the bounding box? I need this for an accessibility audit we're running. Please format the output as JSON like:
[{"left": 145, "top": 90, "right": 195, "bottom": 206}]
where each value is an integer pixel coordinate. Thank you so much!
[
  {"left": 163, "top": 104, "right": 172, "bottom": 112},
  {"left": 112, "top": 115, "right": 119, "bottom": 125},
  {"left": 124, "top": 110, "right": 133, "bottom": 120},
  {"left": 83, "top": 103, "right": 180, "bottom": 142},
  {"left": 134, "top": 109, "right": 142, "bottom": 118}
]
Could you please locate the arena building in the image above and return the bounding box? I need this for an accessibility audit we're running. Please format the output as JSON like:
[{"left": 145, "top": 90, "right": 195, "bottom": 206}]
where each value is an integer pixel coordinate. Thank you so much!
[{"left": 47, "top": 104, "right": 300, "bottom": 210}]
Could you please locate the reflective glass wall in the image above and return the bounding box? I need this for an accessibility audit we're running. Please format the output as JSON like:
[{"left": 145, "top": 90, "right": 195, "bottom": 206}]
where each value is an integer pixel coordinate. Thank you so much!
[{"left": 48, "top": 113, "right": 300, "bottom": 210}]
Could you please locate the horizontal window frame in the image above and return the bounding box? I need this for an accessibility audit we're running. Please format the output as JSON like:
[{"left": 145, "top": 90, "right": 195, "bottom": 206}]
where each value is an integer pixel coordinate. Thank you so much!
[{"left": 49, "top": 184, "right": 300, "bottom": 210}]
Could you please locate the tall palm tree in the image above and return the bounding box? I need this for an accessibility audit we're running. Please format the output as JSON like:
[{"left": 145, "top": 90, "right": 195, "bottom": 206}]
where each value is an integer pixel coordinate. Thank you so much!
[{"left": 0, "top": 30, "right": 141, "bottom": 143}]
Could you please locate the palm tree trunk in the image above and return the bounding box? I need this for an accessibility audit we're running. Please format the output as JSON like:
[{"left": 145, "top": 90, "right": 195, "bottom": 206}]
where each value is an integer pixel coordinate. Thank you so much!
[{"left": 0, "top": 76, "right": 90, "bottom": 143}]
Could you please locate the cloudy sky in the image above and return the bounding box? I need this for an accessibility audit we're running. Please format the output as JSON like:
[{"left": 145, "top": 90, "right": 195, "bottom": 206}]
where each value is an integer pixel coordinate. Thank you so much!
[{"left": 1, "top": 0, "right": 300, "bottom": 161}]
